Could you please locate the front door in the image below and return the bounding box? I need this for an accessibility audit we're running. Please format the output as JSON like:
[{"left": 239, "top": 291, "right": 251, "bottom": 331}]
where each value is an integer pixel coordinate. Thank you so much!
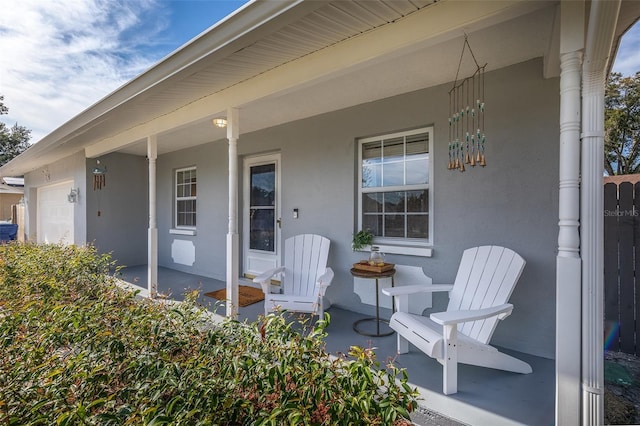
[{"left": 243, "top": 153, "right": 281, "bottom": 278}]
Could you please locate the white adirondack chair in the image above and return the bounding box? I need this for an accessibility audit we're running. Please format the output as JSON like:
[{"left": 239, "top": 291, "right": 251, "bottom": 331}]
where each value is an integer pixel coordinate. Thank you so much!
[
  {"left": 382, "top": 245, "right": 532, "bottom": 395},
  {"left": 253, "top": 234, "right": 334, "bottom": 318}
]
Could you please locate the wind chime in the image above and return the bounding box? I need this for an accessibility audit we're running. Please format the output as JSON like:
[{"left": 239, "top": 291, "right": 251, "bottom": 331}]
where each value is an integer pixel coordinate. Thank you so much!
[
  {"left": 92, "top": 160, "right": 107, "bottom": 190},
  {"left": 448, "top": 35, "right": 487, "bottom": 172},
  {"left": 92, "top": 160, "right": 107, "bottom": 217}
]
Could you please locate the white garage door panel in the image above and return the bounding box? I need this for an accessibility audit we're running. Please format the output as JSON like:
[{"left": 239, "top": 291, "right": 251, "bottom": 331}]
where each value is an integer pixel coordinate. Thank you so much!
[{"left": 38, "top": 181, "right": 74, "bottom": 244}]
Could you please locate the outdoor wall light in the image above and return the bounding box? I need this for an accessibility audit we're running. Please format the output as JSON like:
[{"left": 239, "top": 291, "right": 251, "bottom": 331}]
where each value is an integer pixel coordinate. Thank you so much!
[
  {"left": 212, "top": 117, "right": 227, "bottom": 128},
  {"left": 67, "top": 188, "right": 79, "bottom": 204}
]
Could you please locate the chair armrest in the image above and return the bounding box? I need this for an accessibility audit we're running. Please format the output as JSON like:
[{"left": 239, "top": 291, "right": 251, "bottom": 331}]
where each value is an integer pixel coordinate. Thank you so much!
[
  {"left": 382, "top": 284, "right": 453, "bottom": 297},
  {"left": 253, "top": 266, "right": 285, "bottom": 293},
  {"left": 430, "top": 303, "right": 513, "bottom": 326},
  {"left": 317, "top": 267, "right": 334, "bottom": 288}
]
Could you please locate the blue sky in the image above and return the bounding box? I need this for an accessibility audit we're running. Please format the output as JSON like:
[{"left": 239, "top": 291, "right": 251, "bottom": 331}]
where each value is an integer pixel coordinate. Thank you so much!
[
  {"left": 0, "top": 1, "right": 639, "bottom": 144},
  {"left": 0, "top": 0, "right": 248, "bottom": 142}
]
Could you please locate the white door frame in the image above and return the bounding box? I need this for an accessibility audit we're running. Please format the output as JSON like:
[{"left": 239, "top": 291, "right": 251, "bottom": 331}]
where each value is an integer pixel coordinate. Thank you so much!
[{"left": 242, "top": 153, "right": 282, "bottom": 278}]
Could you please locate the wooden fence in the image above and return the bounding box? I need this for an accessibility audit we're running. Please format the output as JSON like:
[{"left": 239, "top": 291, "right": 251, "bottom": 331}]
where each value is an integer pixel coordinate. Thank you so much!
[{"left": 604, "top": 181, "right": 640, "bottom": 355}]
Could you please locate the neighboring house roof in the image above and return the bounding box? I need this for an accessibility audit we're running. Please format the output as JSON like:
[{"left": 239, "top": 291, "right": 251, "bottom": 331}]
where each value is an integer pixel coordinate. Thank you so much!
[
  {"left": 1, "top": 177, "right": 24, "bottom": 187},
  {"left": 0, "top": 184, "right": 23, "bottom": 194},
  {"left": 3, "top": 0, "right": 637, "bottom": 178}
]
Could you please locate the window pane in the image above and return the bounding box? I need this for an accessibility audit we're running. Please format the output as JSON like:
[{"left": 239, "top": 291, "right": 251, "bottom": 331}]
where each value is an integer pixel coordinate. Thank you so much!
[
  {"left": 250, "top": 208, "right": 275, "bottom": 251},
  {"left": 363, "top": 193, "right": 382, "bottom": 213},
  {"left": 383, "top": 137, "right": 404, "bottom": 162},
  {"left": 362, "top": 164, "right": 381, "bottom": 188},
  {"left": 407, "top": 214, "right": 428, "bottom": 239},
  {"left": 384, "top": 192, "right": 405, "bottom": 213},
  {"left": 177, "top": 200, "right": 196, "bottom": 227},
  {"left": 406, "top": 157, "right": 429, "bottom": 185},
  {"left": 407, "top": 190, "right": 428, "bottom": 213},
  {"left": 382, "top": 161, "right": 404, "bottom": 186},
  {"left": 250, "top": 164, "right": 275, "bottom": 207},
  {"left": 363, "top": 214, "right": 382, "bottom": 237},
  {"left": 384, "top": 214, "right": 404, "bottom": 237},
  {"left": 362, "top": 141, "right": 382, "bottom": 162},
  {"left": 406, "top": 132, "right": 428, "bottom": 155}
]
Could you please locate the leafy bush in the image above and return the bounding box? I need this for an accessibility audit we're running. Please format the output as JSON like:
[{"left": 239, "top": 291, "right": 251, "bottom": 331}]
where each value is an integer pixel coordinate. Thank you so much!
[{"left": 0, "top": 243, "right": 417, "bottom": 425}]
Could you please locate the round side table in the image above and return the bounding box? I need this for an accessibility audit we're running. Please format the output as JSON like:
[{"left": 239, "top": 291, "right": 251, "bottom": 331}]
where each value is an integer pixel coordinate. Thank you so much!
[{"left": 350, "top": 267, "right": 395, "bottom": 337}]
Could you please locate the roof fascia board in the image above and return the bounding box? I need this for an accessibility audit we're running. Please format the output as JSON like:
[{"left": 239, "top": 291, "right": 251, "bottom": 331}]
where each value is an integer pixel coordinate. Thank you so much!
[{"left": 86, "top": 0, "right": 548, "bottom": 158}]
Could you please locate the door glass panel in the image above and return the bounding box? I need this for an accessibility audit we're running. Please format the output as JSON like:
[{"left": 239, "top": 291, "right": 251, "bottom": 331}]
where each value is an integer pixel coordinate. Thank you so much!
[
  {"left": 249, "top": 163, "right": 276, "bottom": 252},
  {"left": 250, "top": 208, "right": 274, "bottom": 251}
]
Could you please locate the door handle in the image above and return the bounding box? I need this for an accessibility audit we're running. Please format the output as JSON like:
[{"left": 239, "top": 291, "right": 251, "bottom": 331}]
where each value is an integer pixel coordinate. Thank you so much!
[{"left": 276, "top": 218, "right": 282, "bottom": 229}]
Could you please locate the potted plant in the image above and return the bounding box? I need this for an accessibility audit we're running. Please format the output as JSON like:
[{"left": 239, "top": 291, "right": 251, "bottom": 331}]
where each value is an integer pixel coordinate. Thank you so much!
[{"left": 352, "top": 229, "right": 374, "bottom": 251}]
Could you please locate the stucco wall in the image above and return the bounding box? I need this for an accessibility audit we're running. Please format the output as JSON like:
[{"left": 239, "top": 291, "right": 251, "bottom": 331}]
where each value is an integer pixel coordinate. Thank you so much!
[
  {"left": 23, "top": 151, "right": 87, "bottom": 245},
  {"left": 157, "top": 143, "right": 229, "bottom": 282},
  {"left": 86, "top": 153, "right": 148, "bottom": 267}
]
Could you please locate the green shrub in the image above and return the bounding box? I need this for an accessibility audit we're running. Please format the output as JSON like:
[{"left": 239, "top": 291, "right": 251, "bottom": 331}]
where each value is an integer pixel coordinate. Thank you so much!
[{"left": 0, "top": 242, "right": 417, "bottom": 425}]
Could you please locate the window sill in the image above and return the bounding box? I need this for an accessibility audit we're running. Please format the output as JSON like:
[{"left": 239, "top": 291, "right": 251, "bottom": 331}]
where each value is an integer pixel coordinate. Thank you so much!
[
  {"left": 170, "top": 228, "right": 196, "bottom": 236},
  {"left": 357, "top": 244, "right": 433, "bottom": 257}
]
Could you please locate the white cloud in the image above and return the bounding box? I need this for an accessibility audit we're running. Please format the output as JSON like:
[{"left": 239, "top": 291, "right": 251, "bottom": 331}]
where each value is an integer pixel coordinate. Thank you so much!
[
  {"left": 0, "top": 0, "right": 171, "bottom": 143},
  {"left": 612, "top": 21, "right": 640, "bottom": 77}
]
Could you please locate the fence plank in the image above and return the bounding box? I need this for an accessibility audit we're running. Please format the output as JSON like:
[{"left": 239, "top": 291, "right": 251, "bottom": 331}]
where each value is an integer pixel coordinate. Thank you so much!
[
  {"left": 604, "top": 183, "right": 620, "bottom": 352},
  {"left": 618, "top": 182, "right": 635, "bottom": 354}
]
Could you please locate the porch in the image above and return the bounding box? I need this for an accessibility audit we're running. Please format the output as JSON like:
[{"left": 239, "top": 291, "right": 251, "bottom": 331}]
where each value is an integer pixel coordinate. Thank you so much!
[{"left": 117, "top": 265, "right": 554, "bottom": 426}]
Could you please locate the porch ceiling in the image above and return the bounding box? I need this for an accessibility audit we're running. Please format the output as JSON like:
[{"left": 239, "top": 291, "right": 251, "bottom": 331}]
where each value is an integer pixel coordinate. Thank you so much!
[
  {"left": 110, "top": 0, "right": 558, "bottom": 157},
  {"left": 1, "top": 0, "right": 638, "bottom": 175}
]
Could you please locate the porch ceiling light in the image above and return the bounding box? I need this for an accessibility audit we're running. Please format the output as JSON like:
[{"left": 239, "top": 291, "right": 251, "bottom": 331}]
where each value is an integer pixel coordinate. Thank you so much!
[{"left": 212, "top": 118, "right": 227, "bottom": 128}]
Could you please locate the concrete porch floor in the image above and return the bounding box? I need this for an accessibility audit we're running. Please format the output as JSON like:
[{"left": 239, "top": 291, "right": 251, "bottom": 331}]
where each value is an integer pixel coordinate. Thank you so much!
[{"left": 116, "top": 265, "right": 554, "bottom": 426}]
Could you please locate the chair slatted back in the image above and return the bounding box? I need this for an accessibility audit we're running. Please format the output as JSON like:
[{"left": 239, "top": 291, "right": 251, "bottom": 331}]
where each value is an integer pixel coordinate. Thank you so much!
[
  {"left": 282, "top": 234, "right": 330, "bottom": 297},
  {"left": 447, "top": 246, "right": 526, "bottom": 344}
]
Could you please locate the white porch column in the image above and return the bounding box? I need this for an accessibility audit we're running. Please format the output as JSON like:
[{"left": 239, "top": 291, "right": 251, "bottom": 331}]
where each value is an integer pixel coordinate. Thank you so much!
[
  {"left": 147, "top": 135, "right": 158, "bottom": 298},
  {"left": 556, "top": 2, "right": 583, "bottom": 424},
  {"left": 556, "top": 50, "right": 582, "bottom": 426},
  {"left": 226, "top": 107, "right": 240, "bottom": 318},
  {"left": 581, "top": 2, "right": 620, "bottom": 424}
]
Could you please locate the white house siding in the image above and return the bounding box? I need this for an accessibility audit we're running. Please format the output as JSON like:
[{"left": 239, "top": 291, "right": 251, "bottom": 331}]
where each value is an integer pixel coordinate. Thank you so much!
[
  {"left": 23, "top": 151, "right": 87, "bottom": 246},
  {"left": 147, "top": 57, "right": 557, "bottom": 359}
]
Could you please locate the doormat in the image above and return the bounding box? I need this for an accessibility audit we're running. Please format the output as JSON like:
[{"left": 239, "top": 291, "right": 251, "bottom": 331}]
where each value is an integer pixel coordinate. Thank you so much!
[{"left": 204, "top": 285, "right": 265, "bottom": 307}]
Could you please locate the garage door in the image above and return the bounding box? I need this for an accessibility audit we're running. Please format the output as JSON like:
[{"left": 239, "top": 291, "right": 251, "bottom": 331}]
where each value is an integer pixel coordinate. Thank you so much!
[{"left": 38, "top": 181, "right": 74, "bottom": 244}]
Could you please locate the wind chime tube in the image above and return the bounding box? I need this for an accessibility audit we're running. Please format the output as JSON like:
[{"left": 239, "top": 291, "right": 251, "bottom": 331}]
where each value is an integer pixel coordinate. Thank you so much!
[
  {"left": 470, "top": 70, "right": 477, "bottom": 167},
  {"left": 465, "top": 79, "right": 471, "bottom": 165}
]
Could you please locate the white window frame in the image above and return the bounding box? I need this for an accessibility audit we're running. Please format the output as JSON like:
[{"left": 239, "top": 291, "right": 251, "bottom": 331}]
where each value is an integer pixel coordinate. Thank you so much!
[
  {"left": 357, "top": 127, "right": 434, "bottom": 256},
  {"left": 174, "top": 166, "right": 197, "bottom": 230}
]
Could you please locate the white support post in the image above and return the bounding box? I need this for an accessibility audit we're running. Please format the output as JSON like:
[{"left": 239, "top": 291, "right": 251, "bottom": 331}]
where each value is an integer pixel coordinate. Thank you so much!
[
  {"left": 581, "top": 2, "right": 620, "bottom": 424},
  {"left": 556, "top": 50, "right": 583, "bottom": 426},
  {"left": 147, "top": 135, "right": 158, "bottom": 298},
  {"left": 556, "top": 2, "right": 584, "bottom": 423},
  {"left": 226, "top": 107, "right": 240, "bottom": 318}
]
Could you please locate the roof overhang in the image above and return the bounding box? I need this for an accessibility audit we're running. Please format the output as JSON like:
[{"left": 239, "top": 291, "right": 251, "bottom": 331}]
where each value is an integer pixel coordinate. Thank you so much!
[{"left": 1, "top": 0, "right": 638, "bottom": 177}]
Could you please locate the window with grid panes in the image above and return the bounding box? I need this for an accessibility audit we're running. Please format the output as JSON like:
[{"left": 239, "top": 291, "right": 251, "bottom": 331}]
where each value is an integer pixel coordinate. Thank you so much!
[
  {"left": 175, "top": 167, "right": 196, "bottom": 228},
  {"left": 358, "top": 127, "right": 432, "bottom": 243}
]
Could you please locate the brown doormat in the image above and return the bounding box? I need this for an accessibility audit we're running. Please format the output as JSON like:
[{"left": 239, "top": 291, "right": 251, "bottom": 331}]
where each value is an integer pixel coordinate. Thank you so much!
[{"left": 204, "top": 285, "right": 265, "bottom": 307}]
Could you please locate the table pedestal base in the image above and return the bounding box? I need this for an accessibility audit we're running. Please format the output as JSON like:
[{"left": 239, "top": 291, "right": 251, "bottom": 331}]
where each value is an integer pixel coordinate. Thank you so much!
[{"left": 353, "top": 317, "right": 394, "bottom": 337}]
